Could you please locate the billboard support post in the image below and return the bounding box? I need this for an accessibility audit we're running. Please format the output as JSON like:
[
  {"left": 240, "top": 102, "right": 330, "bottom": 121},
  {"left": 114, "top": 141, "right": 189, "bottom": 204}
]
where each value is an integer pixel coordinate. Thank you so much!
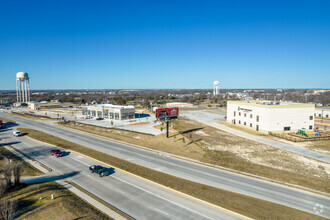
[{"left": 166, "top": 120, "right": 169, "bottom": 138}]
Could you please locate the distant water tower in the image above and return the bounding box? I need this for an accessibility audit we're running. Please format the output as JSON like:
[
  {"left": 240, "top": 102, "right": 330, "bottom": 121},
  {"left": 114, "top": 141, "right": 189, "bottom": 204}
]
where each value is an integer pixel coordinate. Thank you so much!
[
  {"left": 16, "top": 72, "right": 31, "bottom": 103},
  {"left": 213, "top": 80, "right": 220, "bottom": 96}
]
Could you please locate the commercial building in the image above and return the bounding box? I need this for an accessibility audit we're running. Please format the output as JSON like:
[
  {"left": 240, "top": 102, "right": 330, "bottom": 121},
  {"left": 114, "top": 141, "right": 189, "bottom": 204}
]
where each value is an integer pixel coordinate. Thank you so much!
[
  {"left": 227, "top": 100, "right": 315, "bottom": 133},
  {"left": 82, "top": 104, "right": 135, "bottom": 120},
  {"left": 166, "top": 102, "right": 194, "bottom": 108},
  {"left": 28, "top": 102, "right": 61, "bottom": 110},
  {"left": 315, "top": 108, "right": 330, "bottom": 118}
]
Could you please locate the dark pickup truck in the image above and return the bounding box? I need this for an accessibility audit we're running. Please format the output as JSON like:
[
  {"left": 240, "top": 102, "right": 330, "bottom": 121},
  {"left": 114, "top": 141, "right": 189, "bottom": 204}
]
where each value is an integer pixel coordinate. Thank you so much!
[
  {"left": 89, "top": 165, "right": 110, "bottom": 177},
  {"left": 50, "top": 149, "right": 63, "bottom": 157}
]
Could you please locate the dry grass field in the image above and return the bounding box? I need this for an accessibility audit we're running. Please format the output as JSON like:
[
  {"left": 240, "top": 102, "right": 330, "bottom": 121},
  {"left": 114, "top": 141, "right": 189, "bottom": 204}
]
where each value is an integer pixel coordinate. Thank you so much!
[
  {"left": 8, "top": 112, "right": 53, "bottom": 120},
  {"left": 16, "top": 128, "right": 327, "bottom": 220},
  {"left": 0, "top": 147, "right": 43, "bottom": 176},
  {"left": 5, "top": 182, "right": 111, "bottom": 220},
  {"left": 58, "top": 119, "right": 330, "bottom": 193},
  {"left": 0, "top": 147, "right": 109, "bottom": 219},
  {"left": 0, "top": 117, "right": 15, "bottom": 123}
]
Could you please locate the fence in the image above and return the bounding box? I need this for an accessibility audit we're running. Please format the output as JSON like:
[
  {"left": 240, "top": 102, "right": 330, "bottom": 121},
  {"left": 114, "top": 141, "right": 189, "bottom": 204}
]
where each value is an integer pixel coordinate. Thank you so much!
[{"left": 269, "top": 132, "right": 330, "bottom": 142}]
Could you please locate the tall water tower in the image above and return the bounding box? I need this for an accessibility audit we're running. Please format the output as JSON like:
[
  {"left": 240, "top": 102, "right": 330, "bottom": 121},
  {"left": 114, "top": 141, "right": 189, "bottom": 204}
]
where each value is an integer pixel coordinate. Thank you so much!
[
  {"left": 213, "top": 80, "right": 220, "bottom": 96},
  {"left": 16, "top": 72, "right": 31, "bottom": 103}
]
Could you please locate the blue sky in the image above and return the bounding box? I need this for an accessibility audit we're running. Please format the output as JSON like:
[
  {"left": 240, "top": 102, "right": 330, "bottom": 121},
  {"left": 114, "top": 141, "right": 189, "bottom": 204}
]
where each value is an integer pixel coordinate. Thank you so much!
[{"left": 0, "top": 0, "right": 329, "bottom": 90}]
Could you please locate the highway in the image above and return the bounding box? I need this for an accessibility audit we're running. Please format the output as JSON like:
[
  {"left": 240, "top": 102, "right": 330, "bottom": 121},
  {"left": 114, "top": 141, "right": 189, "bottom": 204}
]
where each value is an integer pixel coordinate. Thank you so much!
[
  {"left": 1, "top": 114, "right": 330, "bottom": 218},
  {"left": 0, "top": 128, "right": 244, "bottom": 220}
]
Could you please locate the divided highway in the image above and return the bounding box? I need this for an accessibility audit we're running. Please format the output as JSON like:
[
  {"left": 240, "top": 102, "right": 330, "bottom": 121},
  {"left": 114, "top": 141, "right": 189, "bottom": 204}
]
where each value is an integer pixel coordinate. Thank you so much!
[
  {"left": 2, "top": 114, "right": 330, "bottom": 218},
  {"left": 0, "top": 129, "right": 244, "bottom": 220}
]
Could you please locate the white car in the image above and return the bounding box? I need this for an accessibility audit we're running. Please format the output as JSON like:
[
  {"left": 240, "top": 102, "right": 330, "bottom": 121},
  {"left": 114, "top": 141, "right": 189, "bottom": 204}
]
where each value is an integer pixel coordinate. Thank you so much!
[{"left": 13, "top": 130, "right": 22, "bottom": 137}]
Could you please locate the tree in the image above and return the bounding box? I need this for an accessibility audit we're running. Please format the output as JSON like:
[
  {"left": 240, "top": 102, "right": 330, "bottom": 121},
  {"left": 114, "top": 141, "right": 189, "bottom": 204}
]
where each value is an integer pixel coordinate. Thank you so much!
[
  {"left": 2, "top": 165, "right": 13, "bottom": 188},
  {"left": 0, "top": 181, "right": 8, "bottom": 198},
  {"left": 12, "top": 162, "right": 24, "bottom": 187},
  {"left": 0, "top": 199, "right": 17, "bottom": 220}
]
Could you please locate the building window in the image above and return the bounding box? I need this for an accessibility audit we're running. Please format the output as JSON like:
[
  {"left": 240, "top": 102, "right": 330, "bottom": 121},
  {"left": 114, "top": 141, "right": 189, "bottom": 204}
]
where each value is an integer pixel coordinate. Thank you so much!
[
  {"left": 239, "top": 112, "right": 241, "bottom": 116},
  {"left": 250, "top": 123, "right": 252, "bottom": 127},
  {"left": 319, "top": 114, "right": 321, "bottom": 117},
  {"left": 309, "top": 116, "right": 313, "bottom": 120},
  {"left": 234, "top": 111, "right": 236, "bottom": 116},
  {"left": 256, "top": 115, "right": 259, "bottom": 122},
  {"left": 250, "top": 114, "right": 252, "bottom": 118},
  {"left": 244, "top": 113, "right": 246, "bottom": 117},
  {"left": 327, "top": 114, "right": 329, "bottom": 118},
  {"left": 244, "top": 122, "right": 246, "bottom": 126},
  {"left": 284, "top": 127, "right": 290, "bottom": 131},
  {"left": 239, "top": 120, "right": 241, "bottom": 124},
  {"left": 309, "top": 125, "right": 313, "bottom": 129}
]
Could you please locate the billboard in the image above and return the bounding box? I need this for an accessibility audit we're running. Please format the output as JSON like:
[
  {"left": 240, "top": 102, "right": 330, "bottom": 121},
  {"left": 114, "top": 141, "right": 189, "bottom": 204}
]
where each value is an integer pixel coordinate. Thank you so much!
[{"left": 155, "top": 107, "right": 179, "bottom": 119}]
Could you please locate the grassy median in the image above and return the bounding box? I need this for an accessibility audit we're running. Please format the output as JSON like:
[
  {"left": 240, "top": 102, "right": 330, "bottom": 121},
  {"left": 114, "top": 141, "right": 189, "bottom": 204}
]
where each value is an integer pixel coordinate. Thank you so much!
[
  {"left": 8, "top": 112, "right": 53, "bottom": 120},
  {"left": 18, "top": 128, "right": 326, "bottom": 220},
  {"left": 59, "top": 120, "right": 329, "bottom": 193}
]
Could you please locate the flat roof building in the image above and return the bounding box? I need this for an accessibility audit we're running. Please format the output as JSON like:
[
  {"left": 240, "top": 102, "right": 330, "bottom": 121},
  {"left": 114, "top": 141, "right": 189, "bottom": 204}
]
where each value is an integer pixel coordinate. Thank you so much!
[
  {"left": 82, "top": 104, "right": 135, "bottom": 120},
  {"left": 166, "top": 102, "right": 194, "bottom": 108},
  {"left": 227, "top": 100, "right": 315, "bottom": 133},
  {"left": 28, "top": 102, "right": 61, "bottom": 110}
]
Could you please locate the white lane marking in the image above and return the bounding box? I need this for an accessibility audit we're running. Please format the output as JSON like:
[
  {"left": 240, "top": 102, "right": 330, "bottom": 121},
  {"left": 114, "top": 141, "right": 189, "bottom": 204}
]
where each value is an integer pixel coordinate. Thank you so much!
[
  {"left": 71, "top": 156, "right": 92, "bottom": 167},
  {"left": 154, "top": 208, "right": 169, "bottom": 216},
  {"left": 114, "top": 188, "right": 123, "bottom": 193},
  {"left": 111, "top": 176, "right": 213, "bottom": 220}
]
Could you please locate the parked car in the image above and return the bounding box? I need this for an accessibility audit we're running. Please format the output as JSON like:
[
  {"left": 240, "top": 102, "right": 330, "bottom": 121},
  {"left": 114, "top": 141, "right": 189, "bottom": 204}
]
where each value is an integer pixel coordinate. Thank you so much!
[
  {"left": 13, "top": 130, "right": 22, "bottom": 137},
  {"left": 51, "top": 149, "right": 63, "bottom": 157},
  {"left": 89, "top": 165, "right": 110, "bottom": 177},
  {"left": 85, "top": 116, "right": 92, "bottom": 119},
  {"left": 95, "top": 118, "right": 103, "bottom": 120}
]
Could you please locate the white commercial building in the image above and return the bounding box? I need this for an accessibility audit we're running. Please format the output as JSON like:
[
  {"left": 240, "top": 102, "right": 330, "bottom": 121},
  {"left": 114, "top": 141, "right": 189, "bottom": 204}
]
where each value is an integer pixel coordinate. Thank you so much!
[
  {"left": 82, "top": 104, "right": 135, "bottom": 120},
  {"left": 227, "top": 101, "right": 315, "bottom": 133},
  {"left": 315, "top": 108, "right": 330, "bottom": 118}
]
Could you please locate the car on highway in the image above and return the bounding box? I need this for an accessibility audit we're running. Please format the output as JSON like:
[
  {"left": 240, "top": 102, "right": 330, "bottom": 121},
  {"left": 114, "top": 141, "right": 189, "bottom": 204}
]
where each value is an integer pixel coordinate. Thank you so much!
[
  {"left": 89, "top": 165, "right": 110, "bottom": 177},
  {"left": 13, "top": 130, "right": 22, "bottom": 136},
  {"left": 50, "top": 149, "right": 63, "bottom": 157}
]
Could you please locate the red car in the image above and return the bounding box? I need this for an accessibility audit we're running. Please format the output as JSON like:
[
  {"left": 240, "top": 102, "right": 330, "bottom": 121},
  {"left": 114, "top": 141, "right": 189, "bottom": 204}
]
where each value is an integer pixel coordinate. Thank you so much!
[{"left": 51, "top": 149, "right": 63, "bottom": 157}]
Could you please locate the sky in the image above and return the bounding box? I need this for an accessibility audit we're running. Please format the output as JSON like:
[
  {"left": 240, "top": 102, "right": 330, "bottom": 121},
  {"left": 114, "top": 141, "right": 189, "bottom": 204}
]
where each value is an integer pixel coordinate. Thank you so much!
[{"left": 0, "top": 0, "right": 329, "bottom": 90}]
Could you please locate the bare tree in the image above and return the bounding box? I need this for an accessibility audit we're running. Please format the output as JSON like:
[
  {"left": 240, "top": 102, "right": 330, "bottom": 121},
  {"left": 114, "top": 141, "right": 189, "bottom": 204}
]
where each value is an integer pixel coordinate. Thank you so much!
[
  {"left": 0, "top": 181, "right": 8, "bottom": 198},
  {"left": 12, "top": 162, "right": 25, "bottom": 187},
  {"left": 2, "top": 165, "right": 13, "bottom": 188},
  {"left": 0, "top": 199, "right": 17, "bottom": 220}
]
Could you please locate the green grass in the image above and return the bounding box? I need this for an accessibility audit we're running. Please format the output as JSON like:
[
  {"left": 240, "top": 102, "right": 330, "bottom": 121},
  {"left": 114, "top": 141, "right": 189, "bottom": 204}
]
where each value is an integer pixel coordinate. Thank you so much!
[{"left": 17, "top": 128, "right": 327, "bottom": 220}]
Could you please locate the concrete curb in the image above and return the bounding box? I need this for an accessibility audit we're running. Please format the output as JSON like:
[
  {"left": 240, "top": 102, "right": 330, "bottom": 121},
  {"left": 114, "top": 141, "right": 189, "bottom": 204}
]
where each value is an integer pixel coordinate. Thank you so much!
[
  {"left": 55, "top": 122, "right": 330, "bottom": 197},
  {"left": 23, "top": 135, "right": 252, "bottom": 220},
  {"left": 0, "top": 143, "right": 126, "bottom": 220}
]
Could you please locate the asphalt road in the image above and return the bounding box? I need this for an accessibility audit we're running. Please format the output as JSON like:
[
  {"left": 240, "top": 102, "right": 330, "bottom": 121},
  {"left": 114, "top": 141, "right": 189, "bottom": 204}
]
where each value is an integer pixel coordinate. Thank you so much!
[
  {"left": 0, "top": 129, "right": 244, "bottom": 220},
  {"left": 1, "top": 114, "right": 330, "bottom": 218}
]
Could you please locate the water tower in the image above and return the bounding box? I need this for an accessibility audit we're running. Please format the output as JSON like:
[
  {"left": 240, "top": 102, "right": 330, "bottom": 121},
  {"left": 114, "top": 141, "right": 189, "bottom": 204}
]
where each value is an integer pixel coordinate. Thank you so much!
[
  {"left": 16, "top": 72, "right": 31, "bottom": 103},
  {"left": 213, "top": 80, "right": 220, "bottom": 96}
]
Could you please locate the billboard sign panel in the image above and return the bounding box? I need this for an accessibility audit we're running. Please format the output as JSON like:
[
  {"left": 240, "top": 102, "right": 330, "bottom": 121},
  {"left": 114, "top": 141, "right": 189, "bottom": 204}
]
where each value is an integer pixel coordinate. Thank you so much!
[{"left": 155, "top": 107, "right": 179, "bottom": 119}]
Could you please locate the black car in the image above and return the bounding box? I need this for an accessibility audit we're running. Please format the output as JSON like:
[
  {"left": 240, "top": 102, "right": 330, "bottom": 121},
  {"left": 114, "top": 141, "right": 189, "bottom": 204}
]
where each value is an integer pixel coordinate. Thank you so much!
[{"left": 89, "top": 165, "right": 110, "bottom": 177}]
